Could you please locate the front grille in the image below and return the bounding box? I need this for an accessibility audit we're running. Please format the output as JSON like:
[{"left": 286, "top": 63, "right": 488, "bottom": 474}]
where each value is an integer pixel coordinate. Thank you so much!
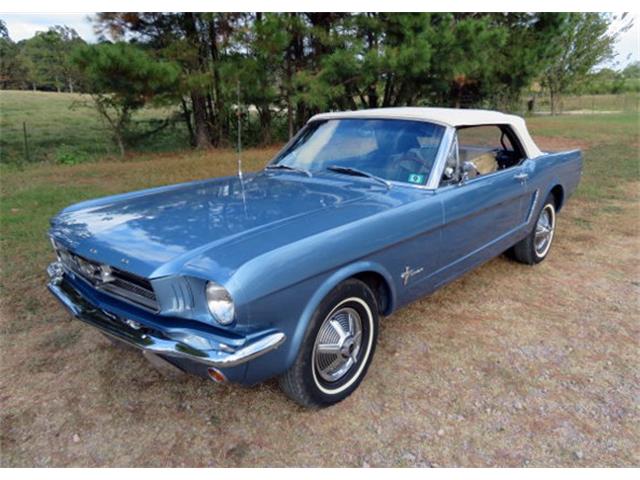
[{"left": 55, "top": 246, "right": 159, "bottom": 312}]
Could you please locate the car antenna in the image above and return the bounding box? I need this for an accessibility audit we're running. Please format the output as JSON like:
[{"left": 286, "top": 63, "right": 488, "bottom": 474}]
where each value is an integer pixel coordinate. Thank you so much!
[
  {"left": 236, "top": 79, "right": 248, "bottom": 218},
  {"left": 236, "top": 79, "right": 243, "bottom": 180}
]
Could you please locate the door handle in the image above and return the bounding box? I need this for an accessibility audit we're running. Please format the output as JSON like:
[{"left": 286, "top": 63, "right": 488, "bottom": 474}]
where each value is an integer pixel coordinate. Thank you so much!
[{"left": 513, "top": 172, "right": 528, "bottom": 181}]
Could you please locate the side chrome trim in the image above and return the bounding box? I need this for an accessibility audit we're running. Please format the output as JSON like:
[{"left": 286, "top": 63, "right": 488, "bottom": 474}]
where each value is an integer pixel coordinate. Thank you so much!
[
  {"left": 525, "top": 190, "right": 540, "bottom": 224},
  {"left": 47, "top": 263, "right": 286, "bottom": 369}
]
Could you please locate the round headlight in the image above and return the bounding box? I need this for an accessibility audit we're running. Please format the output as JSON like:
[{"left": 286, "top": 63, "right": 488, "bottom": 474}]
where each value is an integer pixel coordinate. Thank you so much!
[{"left": 205, "top": 282, "right": 235, "bottom": 325}]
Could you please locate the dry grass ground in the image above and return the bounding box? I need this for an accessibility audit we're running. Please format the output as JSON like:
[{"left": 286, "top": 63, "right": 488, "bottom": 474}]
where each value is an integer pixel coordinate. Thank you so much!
[{"left": 0, "top": 112, "right": 638, "bottom": 467}]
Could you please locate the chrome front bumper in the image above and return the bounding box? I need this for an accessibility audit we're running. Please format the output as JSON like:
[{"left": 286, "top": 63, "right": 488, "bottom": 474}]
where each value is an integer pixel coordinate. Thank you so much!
[{"left": 47, "top": 262, "right": 285, "bottom": 369}]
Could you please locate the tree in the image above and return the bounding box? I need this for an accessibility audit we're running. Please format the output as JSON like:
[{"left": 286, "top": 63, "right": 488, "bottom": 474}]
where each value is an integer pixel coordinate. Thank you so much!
[
  {"left": 292, "top": 13, "right": 438, "bottom": 114},
  {"left": 427, "top": 14, "right": 509, "bottom": 108},
  {"left": 20, "top": 25, "right": 85, "bottom": 92},
  {"left": 0, "top": 20, "right": 32, "bottom": 90},
  {"left": 85, "top": 12, "right": 622, "bottom": 148},
  {"left": 93, "top": 12, "right": 241, "bottom": 149},
  {"left": 287, "top": 13, "right": 570, "bottom": 117},
  {"left": 49, "top": 25, "right": 86, "bottom": 92},
  {"left": 542, "top": 13, "right": 618, "bottom": 114},
  {"left": 479, "top": 13, "right": 568, "bottom": 108},
  {"left": 622, "top": 61, "right": 640, "bottom": 79},
  {"left": 72, "top": 42, "right": 180, "bottom": 156},
  {"left": 224, "top": 13, "right": 288, "bottom": 145},
  {"left": 0, "top": 20, "right": 28, "bottom": 89}
]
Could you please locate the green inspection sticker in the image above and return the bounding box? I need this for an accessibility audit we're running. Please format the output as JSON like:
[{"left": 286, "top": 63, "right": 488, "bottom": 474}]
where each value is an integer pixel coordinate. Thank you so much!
[{"left": 408, "top": 173, "right": 425, "bottom": 184}]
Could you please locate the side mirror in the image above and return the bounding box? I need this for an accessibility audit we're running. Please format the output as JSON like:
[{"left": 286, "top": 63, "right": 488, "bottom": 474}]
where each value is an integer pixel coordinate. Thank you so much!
[{"left": 458, "top": 161, "right": 476, "bottom": 185}]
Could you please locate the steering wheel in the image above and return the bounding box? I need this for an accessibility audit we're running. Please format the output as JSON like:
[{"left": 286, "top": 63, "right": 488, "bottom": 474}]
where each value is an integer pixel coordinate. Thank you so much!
[{"left": 388, "top": 148, "right": 434, "bottom": 180}]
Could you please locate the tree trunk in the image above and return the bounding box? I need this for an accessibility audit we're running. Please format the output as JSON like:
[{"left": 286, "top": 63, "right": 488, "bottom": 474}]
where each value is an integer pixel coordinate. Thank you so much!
[
  {"left": 366, "top": 30, "right": 378, "bottom": 108},
  {"left": 205, "top": 92, "right": 216, "bottom": 143},
  {"left": 453, "top": 85, "right": 462, "bottom": 109},
  {"left": 296, "top": 102, "right": 306, "bottom": 131},
  {"left": 184, "top": 12, "right": 213, "bottom": 149},
  {"left": 285, "top": 53, "right": 293, "bottom": 139},
  {"left": 258, "top": 106, "right": 272, "bottom": 145},
  {"left": 114, "top": 132, "right": 125, "bottom": 157},
  {"left": 191, "top": 93, "right": 212, "bottom": 149},
  {"left": 368, "top": 85, "right": 378, "bottom": 109},
  {"left": 208, "top": 17, "right": 224, "bottom": 145},
  {"left": 382, "top": 75, "right": 394, "bottom": 107},
  {"left": 550, "top": 88, "right": 559, "bottom": 115},
  {"left": 181, "top": 98, "right": 195, "bottom": 146}
]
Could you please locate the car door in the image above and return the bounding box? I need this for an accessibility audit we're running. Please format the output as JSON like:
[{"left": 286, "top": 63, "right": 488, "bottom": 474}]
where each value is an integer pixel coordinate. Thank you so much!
[{"left": 432, "top": 125, "right": 530, "bottom": 286}]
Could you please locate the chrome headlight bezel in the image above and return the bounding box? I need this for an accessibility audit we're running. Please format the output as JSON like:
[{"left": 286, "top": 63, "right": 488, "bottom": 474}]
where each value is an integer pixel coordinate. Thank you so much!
[{"left": 205, "top": 281, "right": 235, "bottom": 325}]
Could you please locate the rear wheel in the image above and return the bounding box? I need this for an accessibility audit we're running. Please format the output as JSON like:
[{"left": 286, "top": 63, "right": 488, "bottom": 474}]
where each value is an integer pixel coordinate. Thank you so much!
[
  {"left": 512, "top": 194, "right": 556, "bottom": 265},
  {"left": 279, "top": 279, "right": 379, "bottom": 408}
]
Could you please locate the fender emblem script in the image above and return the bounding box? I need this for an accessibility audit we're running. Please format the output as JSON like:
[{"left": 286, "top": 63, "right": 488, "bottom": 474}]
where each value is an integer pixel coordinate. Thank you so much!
[{"left": 401, "top": 266, "right": 424, "bottom": 286}]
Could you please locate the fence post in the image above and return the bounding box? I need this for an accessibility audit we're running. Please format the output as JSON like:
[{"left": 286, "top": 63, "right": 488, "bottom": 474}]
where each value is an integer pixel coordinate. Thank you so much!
[{"left": 22, "top": 121, "right": 30, "bottom": 163}]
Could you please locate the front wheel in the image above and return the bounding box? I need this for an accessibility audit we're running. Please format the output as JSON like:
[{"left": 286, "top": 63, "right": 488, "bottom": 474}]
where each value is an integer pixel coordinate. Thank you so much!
[
  {"left": 279, "top": 279, "right": 379, "bottom": 408},
  {"left": 512, "top": 194, "right": 557, "bottom": 265}
]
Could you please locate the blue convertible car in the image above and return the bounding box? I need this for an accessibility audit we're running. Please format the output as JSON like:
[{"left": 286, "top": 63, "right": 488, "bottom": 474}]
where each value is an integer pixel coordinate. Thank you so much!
[{"left": 47, "top": 108, "right": 582, "bottom": 407}]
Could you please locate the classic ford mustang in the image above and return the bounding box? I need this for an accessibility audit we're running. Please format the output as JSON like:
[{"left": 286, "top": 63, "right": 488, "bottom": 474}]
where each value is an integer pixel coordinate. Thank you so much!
[{"left": 47, "top": 107, "right": 582, "bottom": 407}]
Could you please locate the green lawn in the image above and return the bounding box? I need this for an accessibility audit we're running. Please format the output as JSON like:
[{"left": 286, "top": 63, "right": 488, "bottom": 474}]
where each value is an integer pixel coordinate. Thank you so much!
[{"left": 0, "top": 90, "right": 188, "bottom": 164}]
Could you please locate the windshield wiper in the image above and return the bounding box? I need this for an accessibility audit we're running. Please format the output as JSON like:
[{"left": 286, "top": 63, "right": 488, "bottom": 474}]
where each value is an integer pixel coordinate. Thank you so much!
[
  {"left": 265, "top": 164, "right": 312, "bottom": 177},
  {"left": 326, "top": 166, "right": 391, "bottom": 189}
]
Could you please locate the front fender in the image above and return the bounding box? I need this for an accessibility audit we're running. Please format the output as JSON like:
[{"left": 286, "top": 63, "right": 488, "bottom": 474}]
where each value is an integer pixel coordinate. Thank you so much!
[
  {"left": 241, "top": 259, "right": 396, "bottom": 384},
  {"left": 285, "top": 260, "right": 396, "bottom": 369}
]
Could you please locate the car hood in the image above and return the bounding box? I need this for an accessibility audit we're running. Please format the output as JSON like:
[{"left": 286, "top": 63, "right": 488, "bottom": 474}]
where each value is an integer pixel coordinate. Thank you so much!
[{"left": 50, "top": 172, "right": 404, "bottom": 280}]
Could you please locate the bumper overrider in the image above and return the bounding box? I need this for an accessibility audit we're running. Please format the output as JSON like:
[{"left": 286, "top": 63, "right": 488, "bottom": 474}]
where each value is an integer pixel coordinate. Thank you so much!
[{"left": 46, "top": 261, "right": 286, "bottom": 382}]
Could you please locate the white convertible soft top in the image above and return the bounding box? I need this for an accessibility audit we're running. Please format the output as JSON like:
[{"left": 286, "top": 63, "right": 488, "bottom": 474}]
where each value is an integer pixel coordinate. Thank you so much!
[{"left": 309, "top": 107, "right": 543, "bottom": 159}]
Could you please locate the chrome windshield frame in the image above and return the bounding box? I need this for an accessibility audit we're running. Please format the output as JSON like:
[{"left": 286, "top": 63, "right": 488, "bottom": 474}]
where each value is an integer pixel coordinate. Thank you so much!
[{"left": 424, "top": 126, "right": 456, "bottom": 190}]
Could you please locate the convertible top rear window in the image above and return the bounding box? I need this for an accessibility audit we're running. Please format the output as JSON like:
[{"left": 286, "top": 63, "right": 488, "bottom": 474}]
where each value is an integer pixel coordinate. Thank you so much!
[{"left": 274, "top": 119, "right": 445, "bottom": 185}]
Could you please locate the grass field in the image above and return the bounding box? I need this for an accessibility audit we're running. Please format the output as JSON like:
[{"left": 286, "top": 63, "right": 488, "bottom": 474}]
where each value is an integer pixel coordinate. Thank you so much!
[
  {"left": 530, "top": 93, "right": 640, "bottom": 114},
  {"left": 0, "top": 91, "right": 188, "bottom": 164},
  {"left": 0, "top": 94, "right": 639, "bottom": 466}
]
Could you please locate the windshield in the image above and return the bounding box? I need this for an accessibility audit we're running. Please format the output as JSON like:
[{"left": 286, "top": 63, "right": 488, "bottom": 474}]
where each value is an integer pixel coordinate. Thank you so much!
[{"left": 272, "top": 119, "right": 445, "bottom": 185}]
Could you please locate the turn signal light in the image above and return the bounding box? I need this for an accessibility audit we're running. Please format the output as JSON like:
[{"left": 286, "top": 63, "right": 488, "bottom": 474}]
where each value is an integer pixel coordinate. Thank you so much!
[{"left": 207, "top": 367, "right": 227, "bottom": 383}]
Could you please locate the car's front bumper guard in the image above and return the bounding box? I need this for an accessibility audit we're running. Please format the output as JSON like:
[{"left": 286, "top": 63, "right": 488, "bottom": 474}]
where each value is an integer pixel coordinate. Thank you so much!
[{"left": 47, "top": 262, "right": 286, "bottom": 369}]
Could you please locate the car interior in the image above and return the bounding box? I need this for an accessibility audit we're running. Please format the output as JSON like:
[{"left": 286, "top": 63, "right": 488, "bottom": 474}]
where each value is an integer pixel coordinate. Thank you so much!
[{"left": 441, "top": 125, "right": 526, "bottom": 185}]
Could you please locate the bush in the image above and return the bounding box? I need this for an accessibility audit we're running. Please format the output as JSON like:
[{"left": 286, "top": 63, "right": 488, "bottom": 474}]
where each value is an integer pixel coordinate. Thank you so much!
[{"left": 55, "top": 145, "right": 90, "bottom": 165}]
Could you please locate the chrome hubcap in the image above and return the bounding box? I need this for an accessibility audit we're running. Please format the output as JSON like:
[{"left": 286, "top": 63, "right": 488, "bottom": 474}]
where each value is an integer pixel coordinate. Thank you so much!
[
  {"left": 535, "top": 205, "right": 555, "bottom": 257},
  {"left": 313, "top": 307, "right": 363, "bottom": 382}
]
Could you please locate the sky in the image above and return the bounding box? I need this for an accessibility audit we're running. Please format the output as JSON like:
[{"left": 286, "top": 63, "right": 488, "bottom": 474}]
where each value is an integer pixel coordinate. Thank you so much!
[{"left": 2, "top": 12, "right": 639, "bottom": 69}]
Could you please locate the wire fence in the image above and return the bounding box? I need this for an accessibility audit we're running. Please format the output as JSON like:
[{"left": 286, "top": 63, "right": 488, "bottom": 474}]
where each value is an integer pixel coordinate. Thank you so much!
[{"left": 518, "top": 93, "right": 640, "bottom": 116}]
